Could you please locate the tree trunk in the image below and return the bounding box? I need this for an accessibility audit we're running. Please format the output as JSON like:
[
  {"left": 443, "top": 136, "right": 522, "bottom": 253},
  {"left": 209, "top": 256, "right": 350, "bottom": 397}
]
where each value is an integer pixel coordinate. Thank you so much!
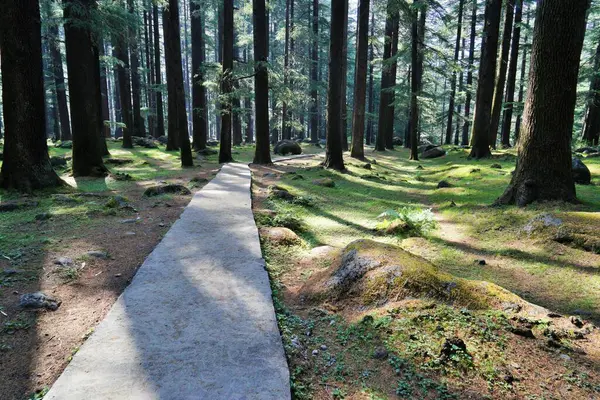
[
  {"left": 462, "top": 0, "right": 477, "bottom": 145},
  {"left": 468, "top": 0, "right": 502, "bottom": 159},
  {"left": 375, "top": 0, "right": 396, "bottom": 152},
  {"left": 409, "top": 3, "right": 425, "bottom": 160},
  {"left": 455, "top": 37, "right": 465, "bottom": 145},
  {"left": 366, "top": 9, "right": 375, "bottom": 146},
  {"left": 128, "top": 0, "right": 146, "bottom": 137},
  {"left": 219, "top": 0, "right": 234, "bottom": 163},
  {"left": 191, "top": 0, "right": 208, "bottom": 150},
  {"left": 309, "top": 0, "right": 319, "bottom": 143},
  {"left": 0, "top": 0, "right": 63, "bottom": 191},
  {"left": 46, "top": 7, "right": 72, "bottom": 141},
  {"left": 445, "top": 0, "right": 464, "bottom": 145},
  {"left": 514, "top": 10, "right": 530, "bottom": 143},
  {"left": 324, "top": 0, "right": 347, "bottom": 170},
  {"left": 252, "top": 0, "right": 272, "bottom": 164},
  {"left": 99, "top": 40, "right": 111, "bottom": 140},
  {"left": 216, "top": 5, "right": 223, "bottom": 140},
  {"left": 164, "top": 0, "right": 194, "bottom": 166},
  {"left": 350, "top": 0, "right": 370, "bottom": 160},
  {"left": 340, "top": 0, "right": 350, "bottom": 151},
  {"left": 500, "top": 0, "right": 522, "bottom": 148},
  {"left": 497, "top": 0, "right": 589, "bottom": 207},
  {"left": 385, "top": 11, "right": 399, "bottom": 150},
  {"left": 232, "top": 40, "right": 243, "bottom": 146},
  {"left": 153, "top": 4, "right": 166, "bottom": 138},
  {"left": 582, "top": 41, "right": 600, "bottom": 146},
  {"left": 144, "top": 7, "right": 156, "bottom": 138},
  {"left": 112, "top": 50, "right": 123, "bottom": 138},
  {"left": 64, "top": 0, "right": 108, "bottom": 176},
  {"left": 489, "top": 0, "right": 514, "bottom": 148},
  {"left": 114, "top": 28, "right": 134, "bottom": 148}
]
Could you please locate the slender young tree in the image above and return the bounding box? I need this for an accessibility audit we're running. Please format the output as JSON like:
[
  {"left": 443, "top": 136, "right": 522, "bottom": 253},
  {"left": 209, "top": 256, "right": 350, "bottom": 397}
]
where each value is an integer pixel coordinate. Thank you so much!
[
  {"left": 409, "top": 1, "right": 425, "bottom": 160},
  {"left": 340, "top": 0, "right": 350, "bottom": 151},
  {"left": 384, "top": 12, "right": 400, "bottom": 149},
  {"left": 163, "top": 0, "right": 193, "bottom": 166},
  {"left": 114, "top": 28, "right": 134, "bottom": 148},
  {"left": 469, "top": 0, "right": 502, "bottom": 159},
  {"left": 128, "top": 0, "right": 145, "bottom": 137},
  {"left": 64, "top": 0, "right": 108, "bottom": 176},
  {"left": 281, "top": 0, "right": 291, "bottom": 140},
  {"left": 500, "top": 0, "right": 522, "bottom": 147},
  {"left": 0, "top": 0, "right": 63, "bottom": 190},
  {"left": 366, "top": 9, "right": 375, "bottom": 146},
  {"left": 45, "top": 2, "right": 72, "bottom": 141},
  {"left": 375, "top": 0, "right": 397, "bottom": 151},
  {"left": 324, "top": 0, "right": 347, "bottom": 170},
  {"left": 582, "top": 41, "right": 600, "bottom": 146},
  {"left": 497, "top": 0, "right": 589, "bottom": 206},
  {"left": 489, "top": 0, "right": 515, "bottom": 148},
  {"left": 99, "top": 40, "right": 111, "bottom": 141},
  {"left": 445, "top": 0, "right": 464, "bottom": 145},
  {"left": 514, "top": 10, "right": 530, "bottom": 143},
  {"left": 253, "top": 0, "right": 272, "bottom": 164},
  {"left": 191, "top": 0, "right": 208, "bottom": 150},
  {"left": 219, "top": 0, "right": 234, "bottom": 163},
  {"left": 152, "top": 4, "right": 165, "bottom": 138},
  {"left": 309, "top": 0, "right": 319, "bottom": 143},
  {"left": 461, "top": 0, "right": 477, "bottom": 145},
  {"left": 350, "top": 0, "right": 370, "bottom": 160}
]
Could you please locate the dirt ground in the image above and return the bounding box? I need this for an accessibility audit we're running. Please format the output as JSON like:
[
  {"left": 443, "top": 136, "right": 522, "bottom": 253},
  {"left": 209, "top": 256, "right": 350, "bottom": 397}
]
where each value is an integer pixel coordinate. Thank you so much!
[{"left": 0, "top": 161, "right": 219, "bottom": 399}]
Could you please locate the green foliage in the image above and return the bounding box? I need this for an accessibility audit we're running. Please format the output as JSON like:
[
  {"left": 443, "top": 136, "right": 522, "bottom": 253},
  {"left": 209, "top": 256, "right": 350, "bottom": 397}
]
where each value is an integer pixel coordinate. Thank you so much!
[{"left": 375, "top": 207, "right": 437, "bottom": 237}]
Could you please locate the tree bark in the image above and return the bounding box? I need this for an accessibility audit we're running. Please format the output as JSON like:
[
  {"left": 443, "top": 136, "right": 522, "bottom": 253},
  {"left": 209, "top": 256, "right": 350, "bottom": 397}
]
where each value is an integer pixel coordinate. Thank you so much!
[
  {"left": 384, "top": 11, "right": 399, "bottom": 150},
  {"left": 164, "top": 0, "right": 193, "bottom": 166},
  {"left": 514, "top": 10, "right": 530, "bottom": 144},
  {"left": 99, "top": 39, "right": 111, "bottom": 140},
  {"left": 112, "top": 48, "right": 123, "bottom": 138},
  {"left": 455, "top": 37, "right": 465, "bottom": 145},
  {"left": 191, "top": 0, "right": 208, "bottom": 150},
  {"left": 232, "top": 40, "right": 243, "bottom": 146},
  {"left": 497, "top": 0, "right": 589, "bottom": 207},
  {"left": 489, "top": 0, "right": 514, "bottom": 148},
  {"left": 309, "top": 0, "right": 319, "bottom": 143},
  {"left": 114, "top": 26, "right": 134, "bottom": 148},
  {"left": 462, "top": 0, "right": 477, "bottom": 145},
  {"left": 144, "top": 6, "right": 156, "bottom": 138},
  {"left": 468, "top": 0, "right": 502, "bottom": 159},
  {"left": 500, "top": 0, "right": 522, "bottom": 148},
  {"left": 350, "top": 0, "right": 370, "bottom": 160},
  {"left": 0, "top": 0, "right": 63, "bottom": 191},
  {"left": 324, "top": 0, "right": 347, "bottom": 170},
  {"left": 64, "top": 0, "right": 108, "bottom": 177},
  {"left": 445, "top": 0, "right": 464, "bottom": 145},
  {"left": 375, "top": 0, "right": 396, "bottom": 152},
  {"left": 153, "top": 4, "right": 166, "bottom": 138},
  {"left": 252, "top": 0, "right": 272, "bottom": 164},
  {"left": 409, "top": 3, "right": 425, "bottom": 160},
  {"left": 219, "top": 0, "right": 234, "bottom": 163}
]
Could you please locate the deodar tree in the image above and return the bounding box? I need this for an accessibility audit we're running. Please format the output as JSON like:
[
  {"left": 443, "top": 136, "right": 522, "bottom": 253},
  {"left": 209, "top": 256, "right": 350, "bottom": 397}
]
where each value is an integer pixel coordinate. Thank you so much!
[
  {"left": 0, "top": 0, "right": 63, "bottom": 191},
  {"left": 497, "top": 0, "right": 590, "bottom": 206},
  {"left": 350, "top": 0, "right": 370, "bottom": 160}
]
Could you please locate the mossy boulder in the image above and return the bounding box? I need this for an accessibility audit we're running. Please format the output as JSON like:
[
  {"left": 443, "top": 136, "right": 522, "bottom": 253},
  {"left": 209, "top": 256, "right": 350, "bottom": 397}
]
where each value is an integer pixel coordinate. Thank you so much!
[
  {"left": 259, "top": 227, "right": 301, "bottom": 246},
  {"left": 302, "top": 239, "right": 541, "bottom": 313},
  {"left": 274, "top": 140, "right": 302, "bottom": 156},
  {"left": 143, "top": 183, "right": 191, "bottom": 197}
]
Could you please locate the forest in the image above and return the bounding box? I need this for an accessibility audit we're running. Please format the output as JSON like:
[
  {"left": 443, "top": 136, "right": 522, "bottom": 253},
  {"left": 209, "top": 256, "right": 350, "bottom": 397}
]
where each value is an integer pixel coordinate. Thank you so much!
[{"left": 0, "top": 0, "right": 600, "bottom": 399}]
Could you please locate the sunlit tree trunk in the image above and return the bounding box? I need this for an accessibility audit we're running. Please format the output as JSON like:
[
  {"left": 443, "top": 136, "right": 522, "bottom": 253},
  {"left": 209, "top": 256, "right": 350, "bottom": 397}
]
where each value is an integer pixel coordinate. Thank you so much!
[
  {"left": 462, "top": 0, "right": 477, "bottom": 145},
  {"left": 253, "top": 0, "right": 272, "bottom": 164},
  {"left": 445, "top": 0, "right": 464, "bottom": 145},
  {"left": 219, "top": 0, "right": 234, "bottom": 163},
  {"left": 191, "top": 0, "right": 208, "bottom": 150},
  {"left": 350, "top": 0, "right": 370, "bottom": 160},
  {"left": 500, "top": 0, "right": 522, "bottom": 148}
]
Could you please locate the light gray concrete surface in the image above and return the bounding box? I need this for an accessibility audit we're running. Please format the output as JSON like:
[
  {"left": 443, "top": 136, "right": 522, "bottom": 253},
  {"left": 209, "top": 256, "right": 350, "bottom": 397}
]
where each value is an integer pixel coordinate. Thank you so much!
[{"left": 45, "top": 163, "right": 291, "bottom": 400}]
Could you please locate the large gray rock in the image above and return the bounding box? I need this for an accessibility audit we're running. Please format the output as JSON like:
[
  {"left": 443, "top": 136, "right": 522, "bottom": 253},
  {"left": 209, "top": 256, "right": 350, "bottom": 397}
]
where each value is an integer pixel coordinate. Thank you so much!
[
  {"left": 325, "top": 249, "right": 381, "bottom": 294},
  {"left": 418, "top": 144, "right": 437, "bottom": 154},
  {"left": 144, "top": 183, "right": 192, "bottom": 196},
  {"left": 422, "top": 147, "right": 446, "bottom": 159},
  {"left": 572, "top": 158, "right": 591, "bottom": 185},
  {"left": 274, "top": 140, "right": 302, "bottom": 156},
  {"left": 55, "top": 140, "right": 72, "bottom": 149},
  {"left": 132, "top": 136, "right": 159, "bottom": 148}
]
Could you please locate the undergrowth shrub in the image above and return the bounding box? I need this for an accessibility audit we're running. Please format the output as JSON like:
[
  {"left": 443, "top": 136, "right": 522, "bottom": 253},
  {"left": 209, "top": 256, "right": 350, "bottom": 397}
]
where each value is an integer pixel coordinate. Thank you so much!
[{"left": 376, "top": 207, "right": 437, "bottom": 237}]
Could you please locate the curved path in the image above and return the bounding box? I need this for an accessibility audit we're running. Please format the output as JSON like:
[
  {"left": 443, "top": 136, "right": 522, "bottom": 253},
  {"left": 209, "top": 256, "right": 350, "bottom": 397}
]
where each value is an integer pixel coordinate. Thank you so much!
[{"left": 46, "top": 163, "right": 290, "bottom": 400}]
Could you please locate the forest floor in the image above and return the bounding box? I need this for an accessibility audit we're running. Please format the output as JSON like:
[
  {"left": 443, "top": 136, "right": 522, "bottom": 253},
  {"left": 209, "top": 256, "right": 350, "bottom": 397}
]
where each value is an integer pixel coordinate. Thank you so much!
[
  {"left": 0, "top": 140, "right": 283, "bottom": 399},
  {"left": 251, "top": 147, "right": 600, "bottom": 399}
]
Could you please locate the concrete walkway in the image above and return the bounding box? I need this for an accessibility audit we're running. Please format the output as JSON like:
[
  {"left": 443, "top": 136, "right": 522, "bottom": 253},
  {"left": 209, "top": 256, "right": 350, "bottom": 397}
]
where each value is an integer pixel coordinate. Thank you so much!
[{"left": 46, "top": 164, "right": 290, "bottom": 400}]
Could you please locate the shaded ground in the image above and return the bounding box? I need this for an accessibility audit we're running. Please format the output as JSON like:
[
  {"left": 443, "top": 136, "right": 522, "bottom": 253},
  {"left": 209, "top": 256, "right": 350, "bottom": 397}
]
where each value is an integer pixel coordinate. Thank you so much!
[{"left": 251, "top": 147, "right": 600, "bottom": 399}]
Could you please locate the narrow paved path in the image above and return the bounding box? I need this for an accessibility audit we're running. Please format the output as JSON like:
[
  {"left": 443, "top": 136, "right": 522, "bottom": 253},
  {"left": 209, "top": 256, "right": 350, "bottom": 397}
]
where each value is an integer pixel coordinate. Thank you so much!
[{"left": 46, "top": 164, "right": 290, "bottom": 400}]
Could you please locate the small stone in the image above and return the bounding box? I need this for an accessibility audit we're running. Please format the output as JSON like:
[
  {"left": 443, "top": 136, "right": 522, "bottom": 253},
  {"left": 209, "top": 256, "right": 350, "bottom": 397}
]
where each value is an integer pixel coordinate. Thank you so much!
[
  {"left": 124, "top": 231, "right": 136, "bottom": 236},
  {"left": 159, "top": 222, "right": 166, "bottom": 227},
  {"left": 373, "top": 347, "right": 389, "bottom": 360},
  {"left": 570, "top": 316, "right": 584, "bottom": 328},
  {"left": 19, "top": 292, "right": 61, "bottom": 311},
  {"left": 509, "top": 326, "right": 535, "bottom": 338},
  {"left": 547, "top": 312, "right": 563, "bottom": 318},
  {"left": 329, "top": 320, "right": 335, "bottom": 326},
  {"left": 86, "top": 251, "right": 108, "bottom": 259},
  {"left": 120, "top": 218, "right": 140, "bottom": 224},
  {"left": 312, "top": 349, "right": 319, "bottom": 356},
  {"left": 362, "top": 163, "right": 372, "bottom": 170},
  {"left": 476, "top": 259, "right": 486, "bottom": 266},
  {"left": 416, "top": 165, "right": 424, "bottom": 170},
  {"left": 3, "top": 269, "right": 23, "bottom": 276},
  {"left": 320, "top": 344, "right": 328, "bottom": 351},
  {"left": 490, "top": 163, "right": 502, "bottom": 169},
  {"left": 449, "top": 200, "right": 457, "bottom": 207},
  {"left": 114, "top": 273, "right": 122, "bottom": 277},
  {"left": 54, "top": 257, "right": 73, "bottom": 267},
  {"left": 437, "top": 180, "right": 451, "bottom": 189},
  {"left": 558, "top": 354, "right": 571, "bottom": 362},
  {"left": 470, "top": 168, "right": 481, "bottom": 173}
]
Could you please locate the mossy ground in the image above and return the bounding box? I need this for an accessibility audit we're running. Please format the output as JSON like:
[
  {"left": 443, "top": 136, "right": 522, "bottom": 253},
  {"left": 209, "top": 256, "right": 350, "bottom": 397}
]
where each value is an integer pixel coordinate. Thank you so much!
[{"left": 252, "top": 147, "right": 600, "bottom": 399}]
